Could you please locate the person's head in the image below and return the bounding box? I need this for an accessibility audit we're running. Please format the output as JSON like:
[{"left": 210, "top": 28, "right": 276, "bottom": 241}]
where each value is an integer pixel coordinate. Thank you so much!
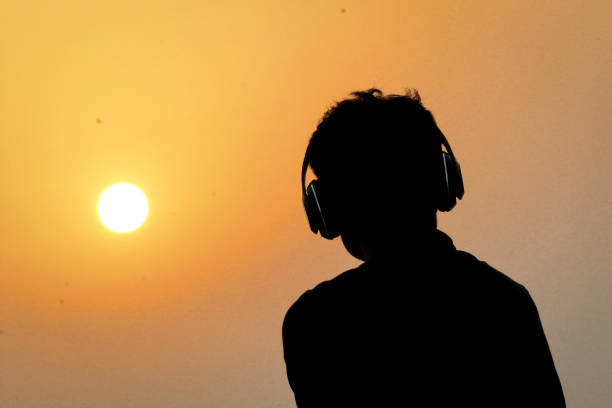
[{"left": 304, "top": 88, "right": 459, "bottom": 260}]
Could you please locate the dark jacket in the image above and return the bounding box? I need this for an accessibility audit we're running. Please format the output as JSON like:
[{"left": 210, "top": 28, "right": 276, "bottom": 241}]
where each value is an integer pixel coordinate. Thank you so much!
[{"left": 283, "top": 230, "right": 565, "bottom": 407}]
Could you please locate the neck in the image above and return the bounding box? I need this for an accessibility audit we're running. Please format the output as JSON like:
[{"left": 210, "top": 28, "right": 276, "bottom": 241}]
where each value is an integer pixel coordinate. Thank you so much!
[
  {"left": 341, "top": 213, "right": 438, "bottom": 262},
  {"left": 366, "top": 228, "right": 439, "bottom": 261}
]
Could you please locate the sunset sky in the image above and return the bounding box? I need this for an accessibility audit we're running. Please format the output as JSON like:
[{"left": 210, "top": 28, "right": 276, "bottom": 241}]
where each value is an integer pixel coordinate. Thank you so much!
[{"left": 1, "top": 1, "right": 611, "bottom": 406}]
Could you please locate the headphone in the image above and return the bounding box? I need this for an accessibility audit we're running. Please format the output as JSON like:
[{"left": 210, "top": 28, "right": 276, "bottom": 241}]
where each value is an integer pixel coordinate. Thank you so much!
[{"left": 301, "top": 127, "right": 464, "bottom": 240}]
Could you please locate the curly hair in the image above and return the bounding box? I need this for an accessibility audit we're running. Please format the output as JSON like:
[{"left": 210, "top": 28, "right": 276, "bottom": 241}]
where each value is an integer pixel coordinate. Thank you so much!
[{"left": 306, "top": 88, "right": 444, "bottom": 214}]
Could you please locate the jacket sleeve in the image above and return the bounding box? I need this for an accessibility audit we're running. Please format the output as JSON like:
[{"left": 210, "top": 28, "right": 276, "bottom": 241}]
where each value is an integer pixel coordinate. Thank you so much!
[
  {"left": 283, "top": 296, "right": 316, "bottom": 407},
  {"left": 514, "top": 286, "right": 566, "bottom": 406},
  {"left": 282, "top": 301, "right": 304, "bottom": 405},
  {"left": 282, "top": 295, "right": 336, "bottom": 408}
]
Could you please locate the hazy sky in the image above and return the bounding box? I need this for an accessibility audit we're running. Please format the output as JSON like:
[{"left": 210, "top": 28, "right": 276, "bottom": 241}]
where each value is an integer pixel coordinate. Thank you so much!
[{"left": 1, "top": 1, "right": 611, "bottom": 406}]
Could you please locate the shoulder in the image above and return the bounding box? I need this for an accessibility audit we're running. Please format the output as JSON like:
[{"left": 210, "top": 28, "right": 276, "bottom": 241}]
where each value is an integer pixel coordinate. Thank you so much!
[
  {"left": 283, "top": 264, "right": 365, "bottom": 329},
  {"left": 455, "top": 250, "right": 522, "bottom": 284},
  {"left": 452, "top": 249, "right": 531, "bottom": 306}
]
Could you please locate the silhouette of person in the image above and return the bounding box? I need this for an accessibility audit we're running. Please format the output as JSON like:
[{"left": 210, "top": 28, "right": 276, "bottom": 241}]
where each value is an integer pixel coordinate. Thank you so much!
[{"left": 282, "top": 89, "right": 565, "bottom": 406}]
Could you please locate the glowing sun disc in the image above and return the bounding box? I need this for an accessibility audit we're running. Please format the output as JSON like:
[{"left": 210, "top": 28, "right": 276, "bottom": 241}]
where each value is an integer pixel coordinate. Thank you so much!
[{"left": 98, "top": 183, "right": 148, "bottom": 233}]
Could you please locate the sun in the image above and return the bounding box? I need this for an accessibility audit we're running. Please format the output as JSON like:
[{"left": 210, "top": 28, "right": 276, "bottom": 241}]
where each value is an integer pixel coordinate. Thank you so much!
[{"left": 98, "top": 183, "right": 149, "bottom": 233}]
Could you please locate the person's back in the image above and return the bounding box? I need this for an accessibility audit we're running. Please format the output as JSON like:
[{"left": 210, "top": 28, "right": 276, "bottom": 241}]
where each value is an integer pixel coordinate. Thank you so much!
[{"left": 283, "top": 89, "right": 565, "bottom": 406}]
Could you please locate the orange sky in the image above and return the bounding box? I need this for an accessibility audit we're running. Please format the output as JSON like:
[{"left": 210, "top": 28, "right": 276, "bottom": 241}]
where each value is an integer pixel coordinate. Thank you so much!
[{"left": 1, "top": 1, "right": 611, "bottom": 406}]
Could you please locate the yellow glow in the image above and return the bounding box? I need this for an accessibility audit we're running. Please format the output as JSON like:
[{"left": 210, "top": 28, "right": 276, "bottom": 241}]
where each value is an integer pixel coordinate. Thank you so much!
[{"left": 97, "top": 183, "right": 149, "bottom": 233}]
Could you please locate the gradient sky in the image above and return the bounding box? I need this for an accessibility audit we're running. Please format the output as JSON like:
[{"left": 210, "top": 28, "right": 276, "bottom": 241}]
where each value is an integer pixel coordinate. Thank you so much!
[{"left": 1, "top": 1, "right": 611, "bottom": 406}]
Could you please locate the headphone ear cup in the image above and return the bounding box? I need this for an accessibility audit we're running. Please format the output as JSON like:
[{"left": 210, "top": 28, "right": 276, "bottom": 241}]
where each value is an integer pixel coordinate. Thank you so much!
[
  {"left": 454, "top": 159, "right": 464, "bottom": 200},
  {"left": 439, "top": 152, "right": 456, "bottom": 212},
  {"left": 304, "top": 180, "right": 341, "bottom": 239},
  {"left": 303, "top": 181, "right": 321, "bottom": 234},
  {"left": 445, "top": 154, "right": 464, "bottom": 201}
]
